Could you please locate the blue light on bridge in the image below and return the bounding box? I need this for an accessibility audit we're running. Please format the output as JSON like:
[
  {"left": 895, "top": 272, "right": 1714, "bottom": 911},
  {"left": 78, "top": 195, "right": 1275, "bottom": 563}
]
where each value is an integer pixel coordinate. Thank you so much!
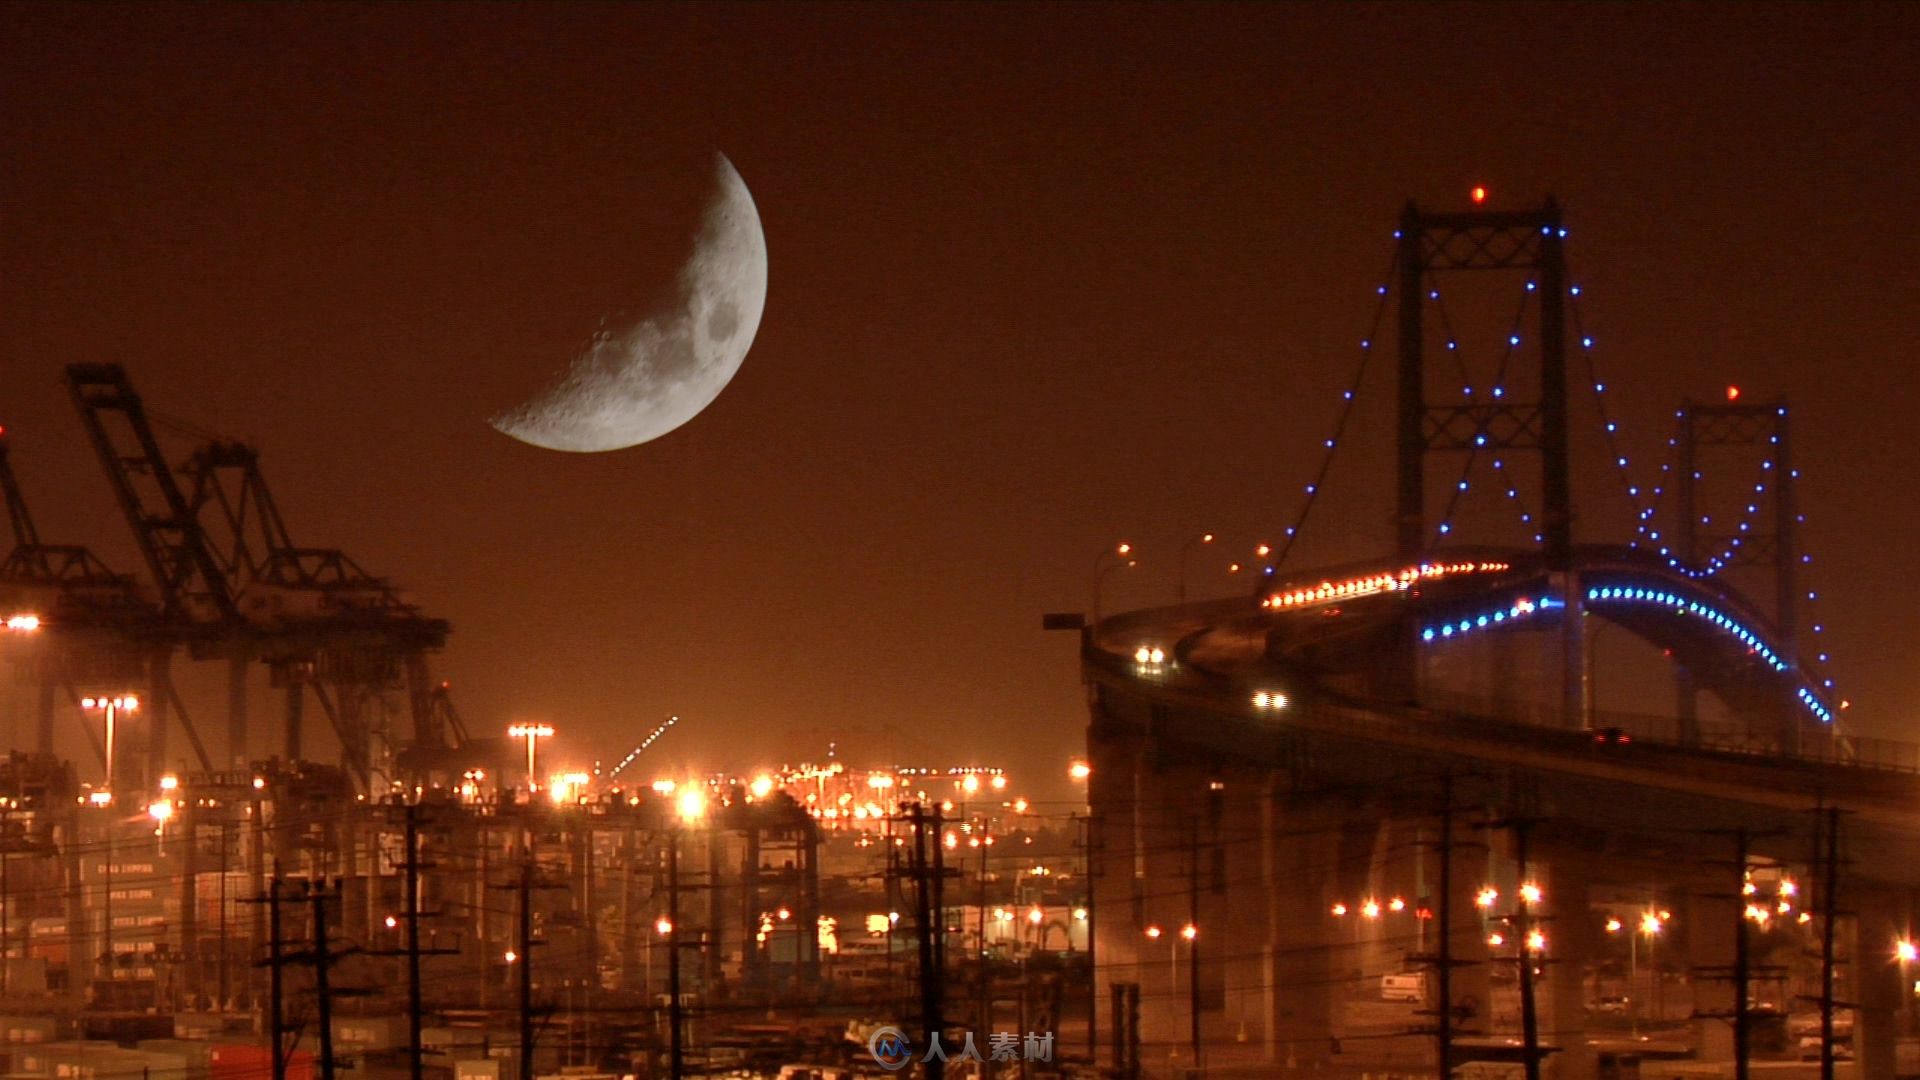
[
  {"left": 1584, "top": 584, "right": 1834, "bottom": 723},
  {"left": 1797, "top": 688, "right": 1835, "bottom": 724},
  {"left": 1421, "top": 596, "right": 1561, "bottom": 642}
]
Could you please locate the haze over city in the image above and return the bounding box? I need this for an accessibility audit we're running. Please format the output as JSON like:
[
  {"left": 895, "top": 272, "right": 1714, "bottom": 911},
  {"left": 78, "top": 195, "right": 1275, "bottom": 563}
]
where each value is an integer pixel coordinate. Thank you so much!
[
  {"left": 4, "top": 5, "right": 1916, "bottom": 797},
  {"left": 1, "top": 6, "right": 1917, "bottom": 1080}
]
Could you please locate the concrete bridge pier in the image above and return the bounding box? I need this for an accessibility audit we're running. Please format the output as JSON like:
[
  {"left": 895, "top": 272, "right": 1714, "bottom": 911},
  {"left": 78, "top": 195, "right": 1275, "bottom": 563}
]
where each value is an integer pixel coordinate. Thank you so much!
[
  {"left": 1686, "top": 888, "right": 1740, "bottom": 1063},
  {"left": 1544, "top": 858, "right": 1597, "bottom": 1080},
  {"left": 1087, "top": 721, "right": 1146, "bottom": 1069},
  {"left": 1359, "top": 817, "right": 1422, "bottom": 979},
  {"left": 1213, "top": 777, "right": 1272, "bottom": 1052},
  {"left": 1443, "top": 820, "right": 1492, "bottom": 1038},
  {"left": 1853, "top": 885, "right": 1912, "bottom": 1078},
  {"left": 1258, "top": 800, "right": 1380, "bottom": 1070}
]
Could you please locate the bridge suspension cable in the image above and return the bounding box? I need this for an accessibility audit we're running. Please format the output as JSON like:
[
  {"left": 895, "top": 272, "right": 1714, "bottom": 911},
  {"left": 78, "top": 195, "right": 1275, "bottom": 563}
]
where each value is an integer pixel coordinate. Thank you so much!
[{"left": 1270, "top": 246, "right": 1399, "bottom": 571}]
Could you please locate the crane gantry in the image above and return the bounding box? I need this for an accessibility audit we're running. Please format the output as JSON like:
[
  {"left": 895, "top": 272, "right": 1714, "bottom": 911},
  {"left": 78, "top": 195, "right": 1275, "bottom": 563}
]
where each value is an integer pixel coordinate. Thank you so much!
[{"left": 57, "top": 364, "right": 456, "bottom": 791}]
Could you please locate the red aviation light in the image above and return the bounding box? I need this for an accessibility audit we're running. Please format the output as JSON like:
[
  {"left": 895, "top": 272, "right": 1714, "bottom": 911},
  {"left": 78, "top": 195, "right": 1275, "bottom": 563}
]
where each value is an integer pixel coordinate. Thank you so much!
[
  {"left": 1470, "top": 186, "right": 1488, "bottom": 204},
  {"left": 1726, "top": 385, "right": 1741, "bottom": 402}
]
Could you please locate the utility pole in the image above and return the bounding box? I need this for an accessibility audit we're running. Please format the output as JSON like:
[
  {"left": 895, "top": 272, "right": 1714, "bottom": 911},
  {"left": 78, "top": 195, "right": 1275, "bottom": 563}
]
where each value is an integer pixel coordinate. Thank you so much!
[
  {"left": 492, "top": 822, "right": 553, "bottom": 1080},
  {"left": 1185, "top": 815, "right": 1202, "bottom": 1072},
  {"left": 1511, "top": 820, "right": 1542, "bottom": 1080},
  {"left": 367, "top": 805, "right": 458, "bottom": 1080},
  {"left": 1733, "top": 829, "right": 1752, "bottom": 1080},
  {"left": 1810, "top": 807, "right": 1848, "bottom": 1080},
  {"left": 1434, "top": 775, "right": 1457, "bottom": 1079},
  {"left": 1695, "top": 827, "right": 1784, "bottom": 1080},
  {"left": 933, "top": 802, "right": 948, "bottom": 1020},
  {"left": 520, "top": 856, "right": 535, "bottom": 1080},
  {"left": 217, "top": 819, "right": 231, "bottom": 1014},
  {"left": 253, "top": 880, "right": 364, "bottom": 1080},
  {"left": 1073, "top": 812, "right": 1098, "bottom": 1063},
  {"left": 976, "top": 826, "right": 992, "bottom": 1080},
  {"left": 910, "top": 803, "right": 945, "bottom": 1080},
  {"left": 667, "top": 826, "right": 683, "bottom": 1080},
  {"left": 1475, "top": 812, "right": 1547, "bottom": 1080},
  {"left": 245, "top": 874, "right": 289, "bottom": 1080},
  {"left": 313, "top": 883, "right": 338, "bottom": 1080},
  {"left": 270, "top": 877, "right": 286, "bottom": 1080},
  {"left": 407, "top": 808, "right": 425, "bottom": 1080}
]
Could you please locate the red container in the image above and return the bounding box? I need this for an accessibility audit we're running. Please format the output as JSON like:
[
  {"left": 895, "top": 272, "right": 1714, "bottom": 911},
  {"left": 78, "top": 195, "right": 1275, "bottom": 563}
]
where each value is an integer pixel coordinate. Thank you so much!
[{"left": 212, "top": 1043, "right": 316, "bottom": 1080}]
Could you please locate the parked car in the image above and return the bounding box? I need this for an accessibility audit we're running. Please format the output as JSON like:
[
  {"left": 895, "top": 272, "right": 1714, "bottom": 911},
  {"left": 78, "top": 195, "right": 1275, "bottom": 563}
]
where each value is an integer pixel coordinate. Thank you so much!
[{"left": 1591, "top": 994, "right": 1630, "bottom": 1016}]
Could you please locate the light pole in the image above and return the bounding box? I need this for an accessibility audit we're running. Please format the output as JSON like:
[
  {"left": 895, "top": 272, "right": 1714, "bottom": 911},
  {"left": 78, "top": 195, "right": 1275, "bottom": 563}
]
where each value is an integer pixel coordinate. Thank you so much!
[
  {"left": 1144, "top": 925, "right": 1176, "bottom": 1011},
  {"left": 80, "top": 695, "right": 139, "bottom": 800},
  {"left": 2, "top": 616, "right": 43, "bottom": 757},
  {"left": 1091, "top": 543, "right": 1136, "bottom": 624},
  {"left": 1181, "top": 922, "right": 1200, "bottom": 1070},
  {"left": 1176, "top": 533, "right": 1214, "bottom": 602},
  {"left": 506, "top": 723, "right": 554, "bottom": 793},
  {"left": 1142, "top": 925, "right": 1198, "bottom": 1065},
  {"left": 1625, "top": 910, "right": 1665, "bottom": 1034},
  {"left": 669, "top": 787, "right": 706, "bottom": 1080}
]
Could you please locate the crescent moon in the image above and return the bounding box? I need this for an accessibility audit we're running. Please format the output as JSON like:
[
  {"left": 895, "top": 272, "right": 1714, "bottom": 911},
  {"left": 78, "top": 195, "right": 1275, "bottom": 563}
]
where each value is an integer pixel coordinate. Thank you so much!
[{"left": 491, "top": 152, "right": 767, "bottom": 452}]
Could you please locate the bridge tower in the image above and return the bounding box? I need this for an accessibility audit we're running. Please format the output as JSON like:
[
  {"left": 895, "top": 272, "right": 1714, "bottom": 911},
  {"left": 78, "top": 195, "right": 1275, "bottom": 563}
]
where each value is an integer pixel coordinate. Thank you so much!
[
  {"left": 1394, "top": 199, "right": 1571, "bottom": 565},
  {"left": 1675, "top": 396, "right": 1799, "bottom": 651},
  {"left": 1389, "top": 199, "right": 1588, "bottom": 720},
  {"left": 1673, "top": 396, "right": 1800, "bottom": 727}
]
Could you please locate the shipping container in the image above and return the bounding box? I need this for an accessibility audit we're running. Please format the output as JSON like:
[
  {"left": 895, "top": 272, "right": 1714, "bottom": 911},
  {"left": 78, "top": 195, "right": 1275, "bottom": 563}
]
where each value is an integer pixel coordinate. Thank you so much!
[
  {"left": 81, "top": 1017, "right": 172, "bottom": 1044},
  {"left": 454, "top": 1057, "right": 515, "bottom": 1080},
  {"left": 26, "top": 920, "right": 65, "bottom": 967},
  {"left": 419, "top": 1030, "right": 486, "bottom": 1056},
  {"left": 14, "top": 1043, "right": 117, "bottom": 1076},
  {"left": 0, "top": 1017, "right": 58, "bottom": 1044},
  {"left": 170, "top": 1015, "right": 221, "bottom": 1041},
  {"left": 211, "top": 1044, "right": 315, "bottom": 1080},
  {"left": 332, "top": 1016, "right": 402, "bottom": 1053},
  {"left": 135, "top": 1040, "right": 212, "bottom": 1073}
]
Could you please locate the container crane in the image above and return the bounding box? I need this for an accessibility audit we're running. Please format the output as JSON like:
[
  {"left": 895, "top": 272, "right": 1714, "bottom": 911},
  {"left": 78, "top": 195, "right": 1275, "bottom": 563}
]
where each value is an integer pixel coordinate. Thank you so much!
[
  {"left": 65, "top": 365, "right": 451, "bottom": 791},
  {"left": 0, "top": 423, "right": 213, "bottom": 779}
]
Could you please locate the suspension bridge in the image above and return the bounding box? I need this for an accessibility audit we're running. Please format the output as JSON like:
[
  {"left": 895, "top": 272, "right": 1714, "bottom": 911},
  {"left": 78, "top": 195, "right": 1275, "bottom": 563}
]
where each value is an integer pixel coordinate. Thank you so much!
[{"left": 1082, "top": 198, "right": 1911, "bottom": 1080}]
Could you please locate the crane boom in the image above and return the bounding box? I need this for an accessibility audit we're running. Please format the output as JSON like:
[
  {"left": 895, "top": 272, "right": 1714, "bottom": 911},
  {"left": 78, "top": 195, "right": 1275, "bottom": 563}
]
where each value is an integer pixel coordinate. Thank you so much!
[
  {"left": 607, "top": 715, "right": 680, "bottom": 779},
  {"left": 65, "top": 364, "right": 238, "bottom": 622}
]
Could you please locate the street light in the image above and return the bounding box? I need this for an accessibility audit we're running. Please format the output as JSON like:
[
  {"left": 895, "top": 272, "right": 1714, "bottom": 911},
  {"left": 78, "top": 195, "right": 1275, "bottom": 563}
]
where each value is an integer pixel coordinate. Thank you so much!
[
  {"left": 1143, "top": 923, "right": 1201, "bottom": 1065},
  {"left": 3, "top": 614, "right": 41, "bottom": 633},
  {"left": 1177, "top": 533, "right": 1214, "bottom": 602},
  {"left": 1632, "top": 910, "right": 1666, "bottom": 1033},
  {"left": 79, "top": 695, "right": 139, "bottom": 799},
  {"left": 668, "top": 786, "right": 707, "bottom": 1079},
  {"left": 1091, "top": 542, "right": 1137, "bottom": 624},
  {"left": 506, "top": 723, "right": 554, "bottom": 792}
]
